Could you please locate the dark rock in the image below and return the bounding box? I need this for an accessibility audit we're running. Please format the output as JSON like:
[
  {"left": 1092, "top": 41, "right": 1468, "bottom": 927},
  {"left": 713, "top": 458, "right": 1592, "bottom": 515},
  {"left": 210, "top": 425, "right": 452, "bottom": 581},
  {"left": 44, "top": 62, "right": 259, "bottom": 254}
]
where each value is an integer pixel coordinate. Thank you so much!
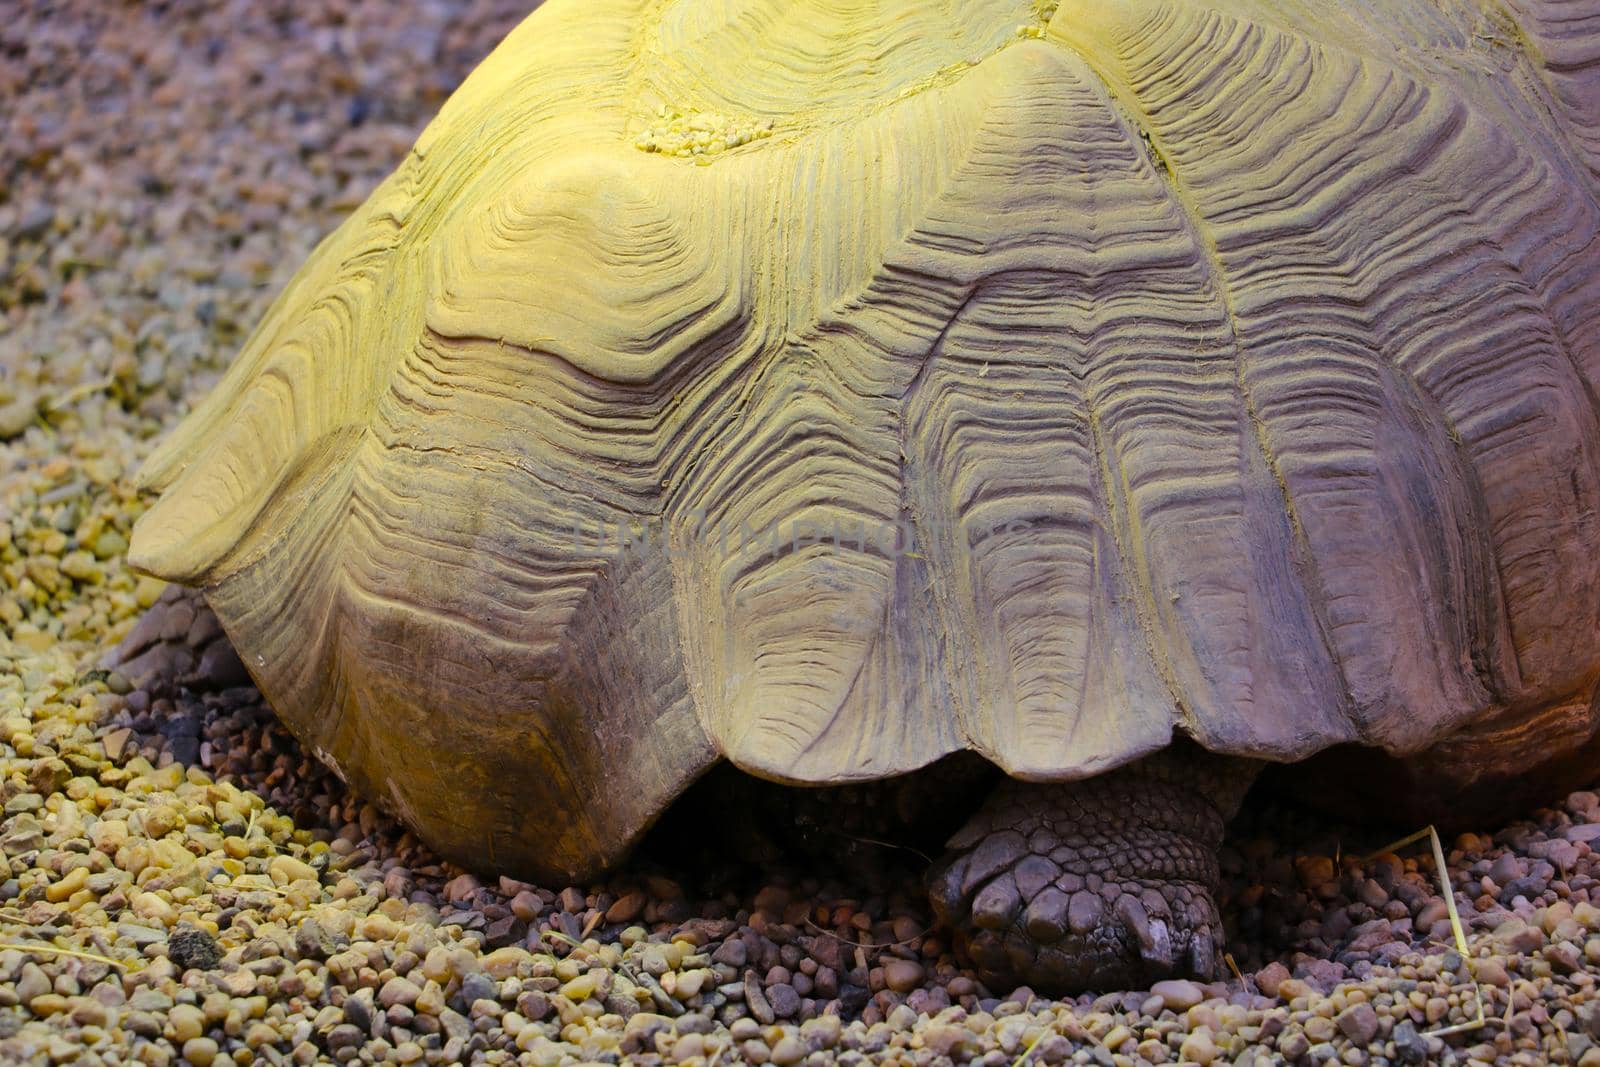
[
  {"left": 166, "top": 925, "right": 221, "bottom": 971},
  {"left": 483, "top": 915, "right": 523, "bottom": 949},
  {"left": 195, "top": 641, "right": 251, "bottom": 689},
  {"left": 327, "top": 1024, "right": 364, "bottom": 1049},
  {"left": 712, "top": 939, "right": 747, "bottom": 969},
  {"left": 766, "top": 982, "right": 801, "bottom": 1019},
  {"left": 164, "top": 709, "right": 204, "bottom": 738},
  {"left": 457, "top": 972, "right": 497, "bottom": 1009},
  {"left": 516, "top": 990, "right": 551, "bottom": 1022},
  {"left": 838, "top": 980, "right": 870, "bottom": 1018},
  {"left": 166, "top": 735, "right": 201, "bottom": 765},
  {"left": 345, "top": 989, "right": 375, "bottom": 1032},
  {"left": 294, "top": 918, "right": 338, "bottom": 960},
  {"left": 1391, "top": 1020, "right": 1427, "bottom": 1064},
  {"left": 1500, "top": 876, "right": 1546, "bottom": 904},
  {"left": 1548, "top": 941, "right": 1583, "bottom": 974},
  {"left": 1488, "top": 853, "right": 1524, "bottom": 885}
]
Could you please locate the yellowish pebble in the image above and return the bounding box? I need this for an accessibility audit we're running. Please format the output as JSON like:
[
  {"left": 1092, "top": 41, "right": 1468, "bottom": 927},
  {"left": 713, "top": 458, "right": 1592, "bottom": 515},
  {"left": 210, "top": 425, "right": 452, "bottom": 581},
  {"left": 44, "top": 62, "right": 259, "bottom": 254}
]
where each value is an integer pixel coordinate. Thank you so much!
[
  {"left": 561, "top": 973, "right": 598, "bottom": 1001},
  {"left": 45, "top": 864, "right": 88, "bottom": 902},
  {"left": 169, "top": 1003, "right": 206, "bottom": 1043},
  {"left": 268, "top": 854, "right": 317, "bottom": 885}
]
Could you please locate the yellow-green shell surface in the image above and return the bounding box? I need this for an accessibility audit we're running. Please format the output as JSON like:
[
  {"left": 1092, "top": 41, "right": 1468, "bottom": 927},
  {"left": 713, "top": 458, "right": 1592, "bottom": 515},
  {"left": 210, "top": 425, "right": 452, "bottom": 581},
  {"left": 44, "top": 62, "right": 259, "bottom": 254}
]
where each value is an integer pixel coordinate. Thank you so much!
[{"left": 131, "top": 0, "right": 1600, "bottom": 880}]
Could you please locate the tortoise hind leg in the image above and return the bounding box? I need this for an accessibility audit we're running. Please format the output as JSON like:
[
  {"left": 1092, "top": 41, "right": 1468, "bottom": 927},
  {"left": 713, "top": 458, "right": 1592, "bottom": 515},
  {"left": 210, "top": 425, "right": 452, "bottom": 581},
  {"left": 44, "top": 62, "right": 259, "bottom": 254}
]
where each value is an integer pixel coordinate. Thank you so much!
[{"left": 928, "top": 743, "right": 1259, "bottom": 993}]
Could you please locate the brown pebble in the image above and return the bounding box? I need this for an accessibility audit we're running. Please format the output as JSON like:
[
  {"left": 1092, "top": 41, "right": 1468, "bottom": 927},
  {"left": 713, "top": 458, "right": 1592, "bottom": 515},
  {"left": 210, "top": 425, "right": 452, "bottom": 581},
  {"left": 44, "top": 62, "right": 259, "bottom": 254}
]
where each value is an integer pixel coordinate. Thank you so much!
[
  {"left": 744, "top": 972, "right": 775, "bottom": 1025},
  {"left": 883, "top": 959, "right": 924, "bottom": 993},
  {"left": 606, "top": 891, "right": 646, "bottom": 924}
]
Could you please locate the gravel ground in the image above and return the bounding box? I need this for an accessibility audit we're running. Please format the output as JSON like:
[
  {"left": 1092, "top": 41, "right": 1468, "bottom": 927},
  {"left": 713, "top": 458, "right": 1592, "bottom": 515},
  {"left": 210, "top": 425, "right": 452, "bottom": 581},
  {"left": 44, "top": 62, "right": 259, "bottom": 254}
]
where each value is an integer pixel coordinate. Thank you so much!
[{"left": 5, "top": 2, "right": 1600, "bottom": 1065}]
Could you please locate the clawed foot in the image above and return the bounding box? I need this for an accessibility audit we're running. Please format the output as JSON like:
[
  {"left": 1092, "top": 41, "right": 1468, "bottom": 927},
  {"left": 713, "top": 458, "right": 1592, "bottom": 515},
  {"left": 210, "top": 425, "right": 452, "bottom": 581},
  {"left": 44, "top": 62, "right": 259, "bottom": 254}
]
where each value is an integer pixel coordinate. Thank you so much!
[{"left": 928, "top": 752, "right": 1254, "bottom": 993}]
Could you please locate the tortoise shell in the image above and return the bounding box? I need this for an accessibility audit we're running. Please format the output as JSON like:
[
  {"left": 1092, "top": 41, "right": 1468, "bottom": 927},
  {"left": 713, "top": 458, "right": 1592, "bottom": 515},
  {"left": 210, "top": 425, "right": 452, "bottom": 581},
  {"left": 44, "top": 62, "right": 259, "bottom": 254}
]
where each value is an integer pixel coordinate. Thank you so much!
[{"left": 129, "top": 0, "right": 1600, "bottom": 881}]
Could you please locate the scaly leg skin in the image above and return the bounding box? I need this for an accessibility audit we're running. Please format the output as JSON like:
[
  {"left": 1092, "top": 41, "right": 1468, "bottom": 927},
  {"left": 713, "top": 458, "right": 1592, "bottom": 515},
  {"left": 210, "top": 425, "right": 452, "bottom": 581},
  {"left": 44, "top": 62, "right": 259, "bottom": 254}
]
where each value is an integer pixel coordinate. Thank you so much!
[{"left": 928, "top": 743, "right": 1260, "bottom": 994}]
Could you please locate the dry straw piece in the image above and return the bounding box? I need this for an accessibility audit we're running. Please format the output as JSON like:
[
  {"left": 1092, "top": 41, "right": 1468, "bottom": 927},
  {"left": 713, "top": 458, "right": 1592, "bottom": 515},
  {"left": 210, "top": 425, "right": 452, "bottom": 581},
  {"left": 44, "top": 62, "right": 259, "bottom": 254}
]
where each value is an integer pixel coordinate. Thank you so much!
[
  {"left": 0, "top": 941, "right": 146, "bottom": 973},
  {"left": 1363, "top": 825, "right": 1487, "bottom": 1039}
]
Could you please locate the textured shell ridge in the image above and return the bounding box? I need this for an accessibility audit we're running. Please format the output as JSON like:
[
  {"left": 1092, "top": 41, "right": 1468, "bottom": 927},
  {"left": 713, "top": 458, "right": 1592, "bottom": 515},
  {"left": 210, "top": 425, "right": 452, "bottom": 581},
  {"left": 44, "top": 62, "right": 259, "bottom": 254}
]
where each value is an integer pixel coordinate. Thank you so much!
[{"left": 127, "top": 0, "right": 1600, "bottom": 879}]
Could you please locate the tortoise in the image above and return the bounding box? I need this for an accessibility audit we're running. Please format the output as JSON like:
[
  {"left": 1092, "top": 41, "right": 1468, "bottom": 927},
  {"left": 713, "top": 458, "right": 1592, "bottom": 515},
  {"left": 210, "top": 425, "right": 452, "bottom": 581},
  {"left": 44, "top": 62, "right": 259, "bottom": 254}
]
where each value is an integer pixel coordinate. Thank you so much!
[{"left": 124, "top": 0, "right": 1600, "bottom": 993}]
